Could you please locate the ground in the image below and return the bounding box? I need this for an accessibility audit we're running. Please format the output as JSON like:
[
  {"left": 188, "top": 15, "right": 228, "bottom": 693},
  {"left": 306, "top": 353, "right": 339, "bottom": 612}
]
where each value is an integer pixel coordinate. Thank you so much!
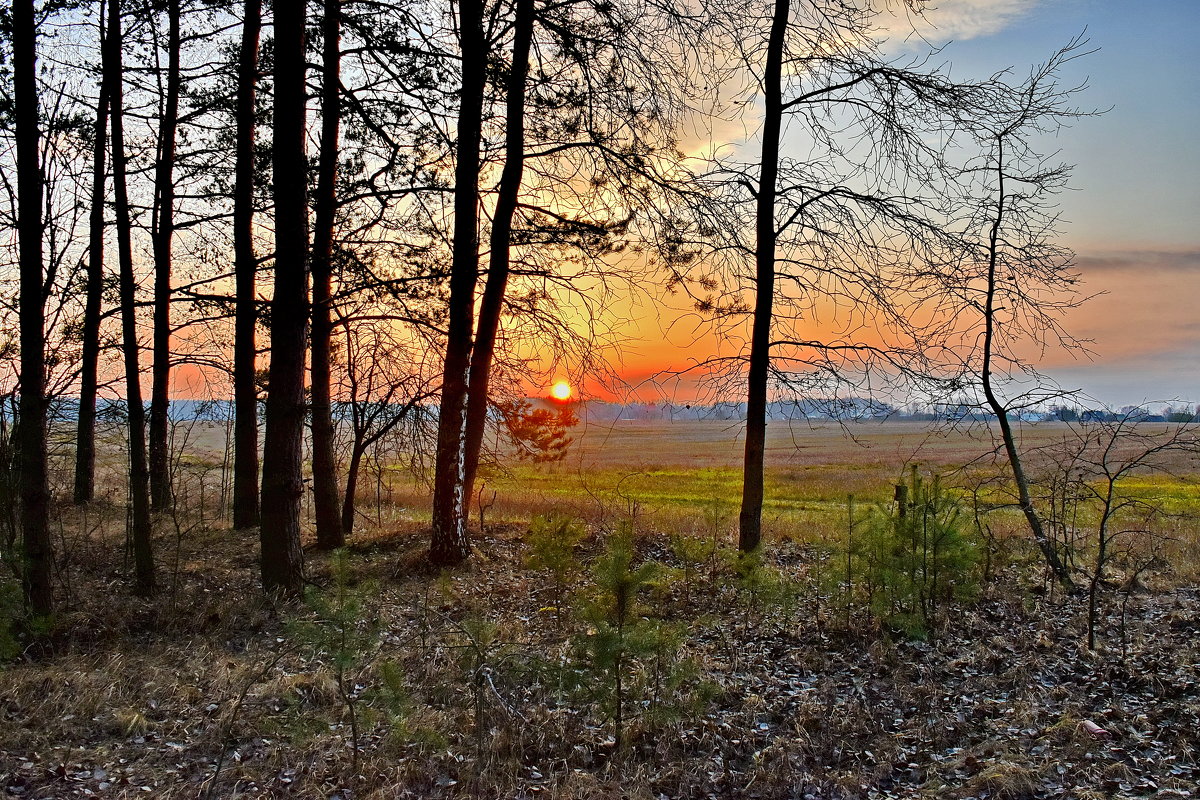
[{"left": 2, "top": 421, "right": 1198, "bottom": 799}]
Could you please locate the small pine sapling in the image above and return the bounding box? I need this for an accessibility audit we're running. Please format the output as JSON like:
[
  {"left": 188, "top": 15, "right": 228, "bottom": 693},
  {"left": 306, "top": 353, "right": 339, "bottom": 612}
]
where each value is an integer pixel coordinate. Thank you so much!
[
  {"left": 525, "top": 513, "right": 586, "bottom": 625},
  {"left": 572, "top": 526, "right": 706, "bottom": 753},
  {"left": 842, "top": 468, "right": 979, "bottom": 637},
  {"left": 289, "top": 549, "right": 378, "bottom": 770}
]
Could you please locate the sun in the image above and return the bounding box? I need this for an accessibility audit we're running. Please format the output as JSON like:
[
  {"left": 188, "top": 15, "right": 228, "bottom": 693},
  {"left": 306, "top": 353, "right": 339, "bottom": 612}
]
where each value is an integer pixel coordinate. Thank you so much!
[{"left": 549, "top": 380, "right": 573, "bottom": 401}]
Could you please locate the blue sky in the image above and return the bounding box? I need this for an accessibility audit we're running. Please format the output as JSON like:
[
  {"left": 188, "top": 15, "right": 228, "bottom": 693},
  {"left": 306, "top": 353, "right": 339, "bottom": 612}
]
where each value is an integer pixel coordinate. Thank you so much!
[
  {"left": 924, "top": 0, "right": 1200, "bottom": 249},
  {"left": 912, "top": 0, "right": 1198, "bottom": 407}
]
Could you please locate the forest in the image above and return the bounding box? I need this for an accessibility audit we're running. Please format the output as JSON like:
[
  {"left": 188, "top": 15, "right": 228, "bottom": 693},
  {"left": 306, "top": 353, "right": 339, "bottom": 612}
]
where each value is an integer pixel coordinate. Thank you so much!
[{"left": 2, "top": 0, "right": 1199, "bottom": 797}]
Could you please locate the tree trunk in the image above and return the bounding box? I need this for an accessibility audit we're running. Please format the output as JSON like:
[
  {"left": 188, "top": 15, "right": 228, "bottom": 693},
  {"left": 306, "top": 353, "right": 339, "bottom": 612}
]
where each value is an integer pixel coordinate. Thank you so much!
[
  {"left": 310, "top": 0, "right": 344, "bottom": 550},
  {"left": 341, "top": 444, "right": 363, "bottom": 536},
  {"left": 980, "top": 140, "right": 1072, "bottom": 587},
  {"left": 108, "top": 0, "right": 156, "bottom": 596},
  {"left": 74, "top": 39, "right": 110, "bottom": 507},
  {"left": 429, "top": 0, "right": 486, "bottom": 567},
  {"left": 232, "top": 0, "right": 262, "bottom": 530},
  {"left": 13, "top": 0, "right": 53, "bottom": 615},
  {"left": 149, "top": 0, "right": 181, "bottom": 511},
  {"left": 462, "top": 0, "right": 534, "bottom": 503},
  {"left": 259, "top": 0, "right": 309, "bottom": 594},
  {"left": 738, "top": 0, "right": 787, "bottom": 554}
]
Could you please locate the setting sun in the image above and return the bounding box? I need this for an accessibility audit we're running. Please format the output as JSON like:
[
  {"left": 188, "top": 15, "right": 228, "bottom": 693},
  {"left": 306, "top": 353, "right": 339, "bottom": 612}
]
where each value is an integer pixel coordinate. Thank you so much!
[{"left": 549, "top": 380, "right": 573, "bottom": 401}]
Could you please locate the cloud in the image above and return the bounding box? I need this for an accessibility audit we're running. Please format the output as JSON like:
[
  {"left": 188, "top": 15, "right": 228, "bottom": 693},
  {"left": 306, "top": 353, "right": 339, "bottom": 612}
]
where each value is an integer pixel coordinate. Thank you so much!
[
  {"left": 883, "top": 0, "right": 1042, "bottom": 43},
  {"left": 1037, "top": 247, "right": 1200, "bottom": 401},
  {"left": 1075, "top": 249, "right": 1200, "bottom": 275}
]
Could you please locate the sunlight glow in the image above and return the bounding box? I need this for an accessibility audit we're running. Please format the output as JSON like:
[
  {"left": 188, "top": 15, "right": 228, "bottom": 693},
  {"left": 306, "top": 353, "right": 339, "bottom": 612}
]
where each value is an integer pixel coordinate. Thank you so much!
[{"left": 550, "top": 380, "right": 573, "bottom": 401}]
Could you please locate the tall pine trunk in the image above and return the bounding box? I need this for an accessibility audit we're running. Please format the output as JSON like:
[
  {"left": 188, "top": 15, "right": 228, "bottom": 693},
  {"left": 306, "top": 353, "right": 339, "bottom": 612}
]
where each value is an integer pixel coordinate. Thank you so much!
[
  {"left": 462, "top": 0, "right": 534, "bottom": 504},
  {"left": 259, "top": 0, "right": 309, "bottom": 594},
  {"left": 149, "top": 0, "right": 181, "bottom": 511},
  {"left": 232, "top": 0, "right": 262, "bottom": 530},
  {"left": 14, "top": 0, "right": 53, "bottom": 615},
  {"left": 738, "top": 0, "right": 787, "bottom": 553},
  {"left": 74, "top": 29, "right": 110, "bottom": 507},
  {"left": 429, "top": 0, "right": 486, "bottom": 566},
  {"left": 108, "top": 0, "right": 156, "bottom": 595},
  {"left": 310, "top": 0, "right": 344, "bottom": 550}
]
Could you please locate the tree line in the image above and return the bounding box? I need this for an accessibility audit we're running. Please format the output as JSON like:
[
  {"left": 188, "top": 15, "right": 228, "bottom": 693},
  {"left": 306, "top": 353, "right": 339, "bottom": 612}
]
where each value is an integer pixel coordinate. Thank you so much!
[{"left": 5, "top": 0, "right": 1096, "bottom": 614}]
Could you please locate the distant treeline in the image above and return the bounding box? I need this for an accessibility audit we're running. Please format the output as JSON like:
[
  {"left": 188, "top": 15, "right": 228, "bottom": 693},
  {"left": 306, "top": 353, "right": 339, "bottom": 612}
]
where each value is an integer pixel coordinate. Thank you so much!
[{"left": 33, "top": 397, "right": 1197, "bottom": 425}]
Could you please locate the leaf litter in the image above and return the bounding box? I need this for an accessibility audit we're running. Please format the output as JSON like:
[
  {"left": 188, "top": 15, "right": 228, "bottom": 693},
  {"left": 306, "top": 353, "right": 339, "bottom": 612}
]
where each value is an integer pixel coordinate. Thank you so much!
[{"left": 0, "top": 524, "right": 1196, "bottom": 799}]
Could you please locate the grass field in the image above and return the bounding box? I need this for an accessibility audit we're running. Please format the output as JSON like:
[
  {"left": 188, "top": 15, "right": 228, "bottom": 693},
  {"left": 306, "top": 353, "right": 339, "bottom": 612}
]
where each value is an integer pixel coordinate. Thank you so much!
[
  {"left": 373, "top": 420, "right": 1200, "bottom": 558},
  {"left": 56, "top": 416, "right": 1200, "bottom": 572}
]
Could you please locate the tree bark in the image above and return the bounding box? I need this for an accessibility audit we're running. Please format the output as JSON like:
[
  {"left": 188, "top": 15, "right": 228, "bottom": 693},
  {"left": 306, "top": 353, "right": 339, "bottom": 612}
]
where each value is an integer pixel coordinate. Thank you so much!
[
  {"left": 74, "top": 27, "right": 110, "bottom": 507},
  {"left": 14, "top": 0, "right": 53, "bottom": 615},
  {"left": 462, "top": 0, "right": 534, "bottom": 504},
  {"left": 429, "top": 0, "right": 486, "bottom": 567},
  {"left": 310, "top": 0, "right": 344, "bottom": 550},
  {"left": 149, "top": 0, "right": 181, "bottom": 511},
  {"left": 341, "top": 444, "right": 363, "bottom": 535},
  {"left": 232, "top": 0, "right": 262, "bottom": 530},
  {"left": 980, "top": 139, "right": 1072, "bottom": 587},
  {"left": 738, "top": 0, "right": 787, "bottom": 553},
  {"left": 259, "top": 0, "right": 309, "bottom": 594},
  {"left": 108, "top": 0, "right": 156, "bottom": 595}
]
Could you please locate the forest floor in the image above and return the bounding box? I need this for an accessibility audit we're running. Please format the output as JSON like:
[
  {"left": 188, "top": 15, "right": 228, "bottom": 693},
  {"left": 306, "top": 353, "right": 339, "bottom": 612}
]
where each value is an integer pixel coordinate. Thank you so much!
[{"left": 2, "top": 511, "right": 1198, "bottom": 800}]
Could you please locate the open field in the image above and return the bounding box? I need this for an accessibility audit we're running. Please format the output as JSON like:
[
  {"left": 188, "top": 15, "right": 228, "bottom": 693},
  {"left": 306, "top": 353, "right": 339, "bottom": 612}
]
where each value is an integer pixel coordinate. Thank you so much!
[
  {"left": 383, "top": 420, "right": 1200, "bottom": 562},
  {"left": 55, "top": 417, "right": 1200, "bottom": 570}
]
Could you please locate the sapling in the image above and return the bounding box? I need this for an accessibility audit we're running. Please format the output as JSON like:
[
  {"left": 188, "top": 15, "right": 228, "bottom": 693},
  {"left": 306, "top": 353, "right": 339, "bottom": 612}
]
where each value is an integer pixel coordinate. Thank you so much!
[
  {"left": 573, "top": 526, "right": 704, "bottom": 752},
  {"left": 574, "top": 526, "right": 656, "bottom": 751},
  {"left": 525, "top": 513, "right": 586, "bottom": 625},
  {"left": 669, "top": 530, "right": 720, "bottom": 605},
  {"left": 290, "top": 549, "right": 378, "bottom": 770},
  {"left": 840, "top": 468, "right": 979, "bottom": 637}
]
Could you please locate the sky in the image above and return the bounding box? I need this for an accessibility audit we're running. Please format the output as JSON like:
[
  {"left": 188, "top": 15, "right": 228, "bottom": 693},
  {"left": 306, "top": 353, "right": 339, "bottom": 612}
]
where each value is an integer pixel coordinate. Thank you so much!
[{"left": 607, "top": 0, "right": 1199, "bottom": 410}]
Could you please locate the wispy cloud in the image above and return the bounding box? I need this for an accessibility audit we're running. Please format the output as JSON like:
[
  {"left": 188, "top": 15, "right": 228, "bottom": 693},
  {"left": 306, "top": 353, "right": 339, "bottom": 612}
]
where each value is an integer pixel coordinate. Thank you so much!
[
  {"left": 1038, "top": 247, "right": 1200, "bottom": 402},
  {"left": 884, "top": 0, "right": 1042, "bottom": 44}
]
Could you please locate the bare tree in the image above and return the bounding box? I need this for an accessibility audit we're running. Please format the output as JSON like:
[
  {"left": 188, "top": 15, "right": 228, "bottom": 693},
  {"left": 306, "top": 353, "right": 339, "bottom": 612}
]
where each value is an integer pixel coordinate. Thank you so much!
[
  {"left": 736, "top": 0, "right": 788, "bottom": 553},
  {"left": 13, "top": 0, "right": 53, "bottom": 614},
  {"left": 947, "top": 40, "right": 1097, "bottom": 586},
  {"left": 338, "top": 323, "right": 437, "bottom": 536},
  {"left": 458, "top": 0, "right": 696, "bottom": 515},
  {"left": 695, "top": 0, "right": 1000, "bottom": 552},
  {"left": 73, "top": 12, "right": 109, "bottom": 507},
  {"left": 149, "top": 0, "right": 182, "bottom": 511},
  {"left": 1035, "top": 414, "right": 1200, "bottom": 648},
  {"left": 259, "top": 0, "right": 309, "bottom": 594},
  {"left": 429, "top": 0, "right": 486, "bottom": 567},
  {"left": 461, "top": 0, "right": 534, "bottom": 507}
]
